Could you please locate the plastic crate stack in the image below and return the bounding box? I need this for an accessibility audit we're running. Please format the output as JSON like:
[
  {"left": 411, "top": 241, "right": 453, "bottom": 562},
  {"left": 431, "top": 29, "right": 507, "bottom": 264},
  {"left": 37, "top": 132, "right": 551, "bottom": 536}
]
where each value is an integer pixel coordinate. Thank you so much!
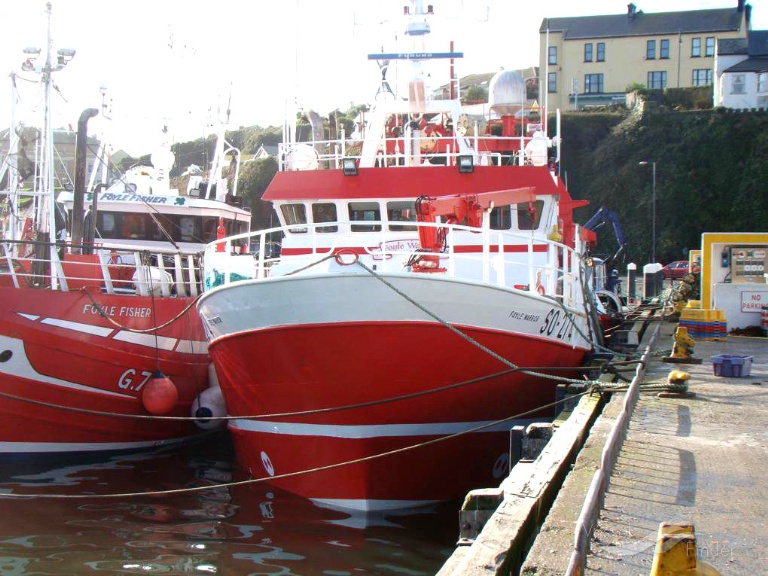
[{"left": 679, "top": 308, "right": 727, "bottom": 340}]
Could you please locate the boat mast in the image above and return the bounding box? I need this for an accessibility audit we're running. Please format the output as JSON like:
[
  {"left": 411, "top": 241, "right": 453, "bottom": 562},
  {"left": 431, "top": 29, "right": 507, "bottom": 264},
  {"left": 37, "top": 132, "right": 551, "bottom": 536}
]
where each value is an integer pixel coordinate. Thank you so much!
[
  {"left": 32, "top": 2, "right": 75, "bottom": 286},
  {"left": 4, "top": 74, "right": 20, "bottom": 244}
]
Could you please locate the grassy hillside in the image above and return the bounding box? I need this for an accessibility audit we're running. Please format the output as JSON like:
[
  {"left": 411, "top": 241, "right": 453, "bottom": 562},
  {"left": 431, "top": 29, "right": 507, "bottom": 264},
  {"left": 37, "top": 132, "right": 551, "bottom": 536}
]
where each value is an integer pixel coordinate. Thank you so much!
[{"left": 559, "top": 107, "right": 768, "bottom": 266}]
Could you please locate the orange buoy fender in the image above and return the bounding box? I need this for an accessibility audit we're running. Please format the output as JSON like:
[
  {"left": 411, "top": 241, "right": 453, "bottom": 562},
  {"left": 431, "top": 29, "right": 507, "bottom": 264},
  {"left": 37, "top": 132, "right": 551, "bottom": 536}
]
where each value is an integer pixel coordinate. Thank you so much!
[{"left": 141, "top": 370, "right": 179, "bottom": 415}]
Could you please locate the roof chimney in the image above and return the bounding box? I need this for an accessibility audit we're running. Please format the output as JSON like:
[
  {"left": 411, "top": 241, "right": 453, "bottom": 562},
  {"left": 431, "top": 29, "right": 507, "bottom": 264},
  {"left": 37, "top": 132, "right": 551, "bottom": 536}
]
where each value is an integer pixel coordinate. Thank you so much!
[
  {"left": 628, "top": 3, "right": 637, "bottom": 18},
  {"left": 737, "top": 0, "right": 745, "bottom": 12}
]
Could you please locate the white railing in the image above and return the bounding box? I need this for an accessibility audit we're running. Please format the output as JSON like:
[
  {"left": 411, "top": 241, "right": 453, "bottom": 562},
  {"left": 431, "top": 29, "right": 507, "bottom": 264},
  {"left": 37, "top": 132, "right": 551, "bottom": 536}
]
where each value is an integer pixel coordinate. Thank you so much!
[
  {"left": 279, "top": 132, "right": 538, "bottom": 172},
  {"left": 202, "top": 222, "right": 588, "bottom": 310},
  {"left": 0, "top": 240, "right": 204, "bottom": 297}
]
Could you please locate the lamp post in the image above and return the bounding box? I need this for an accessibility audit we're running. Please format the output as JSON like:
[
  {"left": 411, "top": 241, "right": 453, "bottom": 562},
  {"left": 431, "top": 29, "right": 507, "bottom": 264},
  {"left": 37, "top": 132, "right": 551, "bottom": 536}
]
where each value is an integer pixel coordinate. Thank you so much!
[{"left": 638, "top": 161, "right": 657, "bottom": 263}]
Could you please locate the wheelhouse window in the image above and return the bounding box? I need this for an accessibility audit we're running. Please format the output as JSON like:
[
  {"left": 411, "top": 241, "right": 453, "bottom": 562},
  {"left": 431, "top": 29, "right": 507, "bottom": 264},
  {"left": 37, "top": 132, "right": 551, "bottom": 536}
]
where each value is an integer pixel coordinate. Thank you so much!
[
  {"left": 705, "top": 37, "right": 715, "bottom": 57},
  {"left": 691, "top": 37, "right": 701, "bottom": 57},
  {"left": 584, "top": 43, "right": 593, "bottom": 62},
  {"left": 692, "top": 69, "right": 712, "bottom": 86},
  {"left": 489, "top": 201, "right": 544, "bottom": 231},
  {"left": 647, "top": 71, "right": 667, "bottom": 90},
  {"left": 660, "top": 39, "right": 670, "bottom": 59},
  {"left": 548, "top": 46, "right": 557, "bottom": 65},
  {"left": 386, "top": 201, "right": 417, "bottom": 231},
  {"left": 93, "top": 212, "right": 228, "bottom": 243},
  {"left": 646, "top": 40, "right": 656, "bottom": 59},
  {"left": 281, "top": 203, "right": 308, "bottom": 233},
  {"left": 596, "top": 42, "right": 605, "bottom": 62},
  {"left": 349, "top": 201, "right": 381, "bottom": 232},
  {"left": 584, "top": 73, "right": 604, "bottom": 94},
  {"left": 489, "top": 206, "right": 512, "bottom": 230},
  {"left": 311, "top": 203, "right": 338, "bottom": 233},
  {"left": 517, "top": 201, "right": 544, "bottom": 231},
  {"left": 547, "top": 72, "right": 557, "bottom": 93}
]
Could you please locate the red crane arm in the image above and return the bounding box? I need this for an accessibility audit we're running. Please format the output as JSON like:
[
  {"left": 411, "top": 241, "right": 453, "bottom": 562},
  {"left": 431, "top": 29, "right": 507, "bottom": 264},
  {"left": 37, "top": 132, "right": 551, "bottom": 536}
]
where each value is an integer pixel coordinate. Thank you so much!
[{"left": 415, "top": 187, "right": 538, "bottom": 252}]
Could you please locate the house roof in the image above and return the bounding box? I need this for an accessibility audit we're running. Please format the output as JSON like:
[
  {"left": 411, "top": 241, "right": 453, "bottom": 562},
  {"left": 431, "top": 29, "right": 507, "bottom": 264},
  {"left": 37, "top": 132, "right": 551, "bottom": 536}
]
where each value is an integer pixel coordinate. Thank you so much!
[
  {"left": 748, "top": 30, "right": 768, "bottom": 56},
  {"left": 724, "top": 57, "right": 768, "bottom": 73},
  {"left": 718, "top": 37, "right": 749, "bottom": 55},
  {"left": 540, "top": 7, "right": 745, "bottom": 40}
]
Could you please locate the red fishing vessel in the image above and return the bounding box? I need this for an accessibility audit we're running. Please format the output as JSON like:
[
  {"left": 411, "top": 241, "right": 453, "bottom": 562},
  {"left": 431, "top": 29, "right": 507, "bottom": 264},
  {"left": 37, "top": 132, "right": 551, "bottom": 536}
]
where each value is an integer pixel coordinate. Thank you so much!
[
  {"left": 197, "top": 1, "right": 606, "bottom": 512},
  {"left": 0, "top": 3, "right": 249, "bottom": 456}
]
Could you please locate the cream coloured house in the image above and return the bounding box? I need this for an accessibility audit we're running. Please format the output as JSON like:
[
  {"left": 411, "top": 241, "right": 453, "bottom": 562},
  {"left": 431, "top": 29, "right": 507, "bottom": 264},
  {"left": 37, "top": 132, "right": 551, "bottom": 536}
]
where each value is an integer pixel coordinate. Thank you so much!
[{"left": 540, "top": 2, "right": 752, "bottom": 111}]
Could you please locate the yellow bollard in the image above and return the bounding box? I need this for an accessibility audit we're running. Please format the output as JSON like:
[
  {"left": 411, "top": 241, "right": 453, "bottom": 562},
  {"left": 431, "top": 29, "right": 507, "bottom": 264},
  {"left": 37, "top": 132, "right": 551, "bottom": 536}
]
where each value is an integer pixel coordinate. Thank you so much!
[
  {"left": 662, "top": 326, "right": 703, "bottom": 365},
  {"left": 649, "top": 522, "right": 722, "bottom": 575}
]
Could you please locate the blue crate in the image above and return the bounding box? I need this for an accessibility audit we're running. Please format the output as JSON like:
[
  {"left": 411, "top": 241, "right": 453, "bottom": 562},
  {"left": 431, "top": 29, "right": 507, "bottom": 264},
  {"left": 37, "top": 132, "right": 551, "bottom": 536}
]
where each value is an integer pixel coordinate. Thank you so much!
[{"left": 711, "top": 355, "right": 753, "bottom": 378}]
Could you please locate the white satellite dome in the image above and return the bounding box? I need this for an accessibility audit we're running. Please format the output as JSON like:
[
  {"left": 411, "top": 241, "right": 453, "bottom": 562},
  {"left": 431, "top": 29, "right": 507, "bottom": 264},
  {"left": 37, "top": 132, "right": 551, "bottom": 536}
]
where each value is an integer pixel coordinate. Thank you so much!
[{"left": 488, "top": 70, "right": 526, "bottom": 115}]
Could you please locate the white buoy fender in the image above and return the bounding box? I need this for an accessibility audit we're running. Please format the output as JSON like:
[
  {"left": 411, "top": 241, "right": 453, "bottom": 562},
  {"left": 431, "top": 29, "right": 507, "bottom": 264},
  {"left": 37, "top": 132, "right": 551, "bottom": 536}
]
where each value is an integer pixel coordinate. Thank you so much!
[{"left": 192, "top": 364, "right": 227, "bottom": 430}]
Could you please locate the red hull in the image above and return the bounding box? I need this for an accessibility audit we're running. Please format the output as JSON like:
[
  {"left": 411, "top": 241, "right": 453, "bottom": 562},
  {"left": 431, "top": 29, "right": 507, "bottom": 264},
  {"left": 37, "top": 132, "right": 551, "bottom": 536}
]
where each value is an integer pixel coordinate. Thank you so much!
[
  {"left": 211, "top": 321, "right": 587, "bottom": 510},
  {"left": 0, "top": 287, "right": 211, "bottom": 453}
]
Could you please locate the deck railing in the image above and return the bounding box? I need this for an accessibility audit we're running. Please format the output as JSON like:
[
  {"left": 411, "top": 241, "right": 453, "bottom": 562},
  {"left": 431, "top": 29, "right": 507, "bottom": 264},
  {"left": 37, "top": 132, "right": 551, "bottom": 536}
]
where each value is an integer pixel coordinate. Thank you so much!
[
  {"left": 279, "top": 130, "right": 542, "bottom": 172},
  {"left": 0, "top": 239, "right": 204, "bottom": 297},
  {"left": 203, "top": 222, "right": 588, "bottom": 310}
]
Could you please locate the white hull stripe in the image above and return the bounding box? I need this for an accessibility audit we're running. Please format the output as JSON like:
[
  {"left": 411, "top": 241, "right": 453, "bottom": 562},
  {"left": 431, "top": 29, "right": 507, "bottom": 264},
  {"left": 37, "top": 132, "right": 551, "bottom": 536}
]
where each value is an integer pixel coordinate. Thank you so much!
[
  {"left": 311, "top": 498, "right": 442, "bottom": 516},
  {"left": 112, "top": 331, "right": 177, "bottom": 350},
  {"left": 0, "top": 334, "right": 132, "bottom": 398},
  {"left": 229, "top": 418, "right": 538, "bottom": 438},
  {"left": 16, "top": 311, "right": 206, "bottom": 354},
  {"left": 40, "top": 316, "right": 115, "bottom": 337},
  {"left": 0, "top": 433, "right": 203, "bottom": 454}
]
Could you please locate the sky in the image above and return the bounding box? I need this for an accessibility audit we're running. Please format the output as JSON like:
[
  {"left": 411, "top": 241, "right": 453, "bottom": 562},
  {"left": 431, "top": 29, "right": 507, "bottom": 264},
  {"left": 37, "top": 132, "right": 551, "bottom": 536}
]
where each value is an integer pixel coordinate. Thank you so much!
[{"left": 1, "top": 0, "right": 765, "bottom": 156}]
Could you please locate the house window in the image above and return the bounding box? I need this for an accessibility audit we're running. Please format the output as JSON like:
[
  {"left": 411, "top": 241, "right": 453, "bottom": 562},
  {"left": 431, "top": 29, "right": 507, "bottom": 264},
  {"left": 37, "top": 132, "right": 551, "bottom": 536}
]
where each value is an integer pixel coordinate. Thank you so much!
[
  {"left": 660, "top": 39, "right": 670, "bottom": 59},
  {"left": 548, "top": 46, "right": 557, "bottom": 65},
  {"left": 548, "top": 72, "right": 557, "bottom": 93},
  {"left": 596, "top": 42, "right": 605, "bottom": 62},
  {"left": 584, "top": 43, "right": 593, "bottom": 62},
  {"left": 692, "top": 37, "right": 701, "bottom": 57},
  {"left": 647, "top": 71, "right": 667, "bottom": 90},
  {"left": 584, "top": 73, "right": 604, "bottom": 93},
  {"left": 646, "top": 40, "right": 656, "bottom": 59},
  {"left": 758, "top": 73, "right": 768, "bottom": 93},
  {"left": 692, "top": 69, "right": 712, "bottom": 86},
  {"left": 731, "top": 74, "right": 745, "bottom": 94},
  {"left": 705, "top": 37, "right": 715, "bottom": 57}
]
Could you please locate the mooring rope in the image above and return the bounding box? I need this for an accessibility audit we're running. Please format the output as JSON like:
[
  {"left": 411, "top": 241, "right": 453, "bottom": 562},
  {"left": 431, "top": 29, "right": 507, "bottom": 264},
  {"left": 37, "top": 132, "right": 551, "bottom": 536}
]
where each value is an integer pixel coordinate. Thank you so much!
[
  {"left": 351, "top": 258, "right": 590, "bottom": 386},
  {"left": 0, "top": 361, "right": 593, "bottom": 422},
  {"left": 0, "top": 376, "right": 691, "bottom": 501},
  {"left": 0, "top": 388, "right": 596, "bottom": 500}
]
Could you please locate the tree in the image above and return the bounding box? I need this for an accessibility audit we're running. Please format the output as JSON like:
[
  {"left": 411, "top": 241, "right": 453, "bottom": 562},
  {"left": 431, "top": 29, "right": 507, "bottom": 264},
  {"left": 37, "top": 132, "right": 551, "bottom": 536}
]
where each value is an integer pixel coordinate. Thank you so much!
[{"left": 238, "top": 157, "right": 279, "bottom": 229}]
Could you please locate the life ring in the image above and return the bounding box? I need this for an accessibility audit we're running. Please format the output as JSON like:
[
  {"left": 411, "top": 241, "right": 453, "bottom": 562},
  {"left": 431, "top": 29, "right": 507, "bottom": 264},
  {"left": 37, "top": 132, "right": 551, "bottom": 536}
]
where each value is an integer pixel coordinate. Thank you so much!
[{"left": 334, "top": 249, "right": 359, "bottom": 266}]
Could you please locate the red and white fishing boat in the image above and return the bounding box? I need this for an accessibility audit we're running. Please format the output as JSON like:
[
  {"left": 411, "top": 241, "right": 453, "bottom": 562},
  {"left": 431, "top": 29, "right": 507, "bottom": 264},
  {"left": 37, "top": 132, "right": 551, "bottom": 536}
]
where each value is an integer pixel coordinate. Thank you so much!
[
  {"left": 197, "top": 1, "right": 606, "bottom": 512},
  {"left": 0, "top": 3, "right": 249, "bottom": 456}
]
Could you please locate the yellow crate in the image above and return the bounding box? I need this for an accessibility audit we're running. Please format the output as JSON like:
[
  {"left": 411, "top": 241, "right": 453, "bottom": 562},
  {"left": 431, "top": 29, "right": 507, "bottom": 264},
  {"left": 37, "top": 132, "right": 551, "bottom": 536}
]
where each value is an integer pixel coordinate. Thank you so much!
[{"left": 680, "top": 308, "right": 725, "bottom": 322}]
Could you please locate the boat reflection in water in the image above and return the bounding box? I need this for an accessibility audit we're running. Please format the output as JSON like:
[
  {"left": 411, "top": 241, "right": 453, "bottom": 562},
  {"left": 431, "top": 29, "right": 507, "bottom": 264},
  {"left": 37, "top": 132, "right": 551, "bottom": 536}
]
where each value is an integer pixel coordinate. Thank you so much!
[{"left": 0, "top": 438, "right": 457, "bottom": 574}]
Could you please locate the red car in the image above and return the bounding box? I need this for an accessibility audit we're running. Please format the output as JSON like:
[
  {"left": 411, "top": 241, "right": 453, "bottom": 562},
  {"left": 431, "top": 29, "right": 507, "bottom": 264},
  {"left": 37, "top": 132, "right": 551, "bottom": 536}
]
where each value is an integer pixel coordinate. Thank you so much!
[{"left": 661, "top": 260, "right": 690, "bottom": 280}]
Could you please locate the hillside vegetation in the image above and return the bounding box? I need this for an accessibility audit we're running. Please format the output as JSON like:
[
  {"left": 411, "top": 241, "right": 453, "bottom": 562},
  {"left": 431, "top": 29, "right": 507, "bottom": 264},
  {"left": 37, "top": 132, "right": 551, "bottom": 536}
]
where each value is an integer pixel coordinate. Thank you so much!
[{"left": 560, "top": 106, "right": 768, "bottom": 265}]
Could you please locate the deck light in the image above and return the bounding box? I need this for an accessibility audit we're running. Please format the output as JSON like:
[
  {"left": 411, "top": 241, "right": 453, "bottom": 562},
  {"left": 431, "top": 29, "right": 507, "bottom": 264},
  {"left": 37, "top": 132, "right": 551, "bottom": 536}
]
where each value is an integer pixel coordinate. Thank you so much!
[
  {"left": 458, "top": 154, "right": 474, "bottom": 173},
  {"left": 342, "top": 157, "right": 358, "bottom": 176}
]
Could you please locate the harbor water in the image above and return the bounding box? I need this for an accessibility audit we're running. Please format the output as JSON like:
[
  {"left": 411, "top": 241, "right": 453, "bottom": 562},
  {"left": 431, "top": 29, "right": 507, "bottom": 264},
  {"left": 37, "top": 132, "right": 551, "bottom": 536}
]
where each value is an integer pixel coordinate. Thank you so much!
[{"left": 0, "top": 435, "right": 459, "bottom": 575}]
